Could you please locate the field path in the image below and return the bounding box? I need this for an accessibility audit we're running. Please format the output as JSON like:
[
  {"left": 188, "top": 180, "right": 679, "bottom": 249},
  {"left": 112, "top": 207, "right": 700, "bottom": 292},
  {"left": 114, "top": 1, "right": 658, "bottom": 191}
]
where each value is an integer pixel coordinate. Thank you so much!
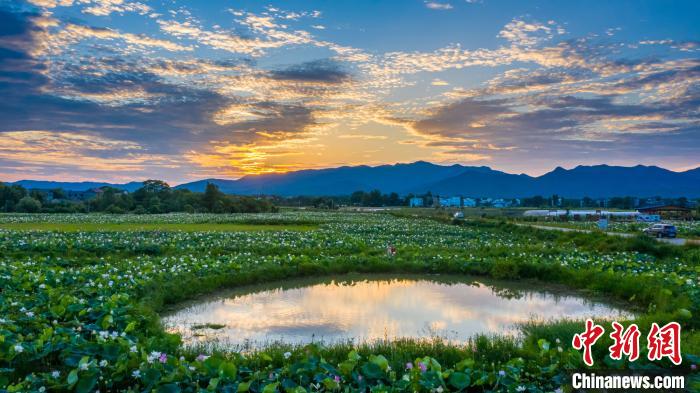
[{"left": 517, "top": 223, "right": 700, "bottom": 246}]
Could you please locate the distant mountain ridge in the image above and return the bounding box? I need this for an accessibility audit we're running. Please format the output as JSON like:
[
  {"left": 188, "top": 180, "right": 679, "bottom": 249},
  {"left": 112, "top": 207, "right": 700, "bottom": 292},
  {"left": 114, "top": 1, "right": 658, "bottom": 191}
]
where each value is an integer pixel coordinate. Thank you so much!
[
  {"left": 9, "top": 180, "right": 144, "bottom": 193},
  {"left": 6, "top": 161, "right": 700, "bottom": 198}
]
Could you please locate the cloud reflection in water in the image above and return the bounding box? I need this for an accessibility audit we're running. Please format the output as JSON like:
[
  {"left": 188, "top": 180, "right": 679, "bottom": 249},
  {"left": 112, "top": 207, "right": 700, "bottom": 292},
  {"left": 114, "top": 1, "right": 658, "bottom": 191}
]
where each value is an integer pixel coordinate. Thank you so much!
[{"left": 163, "top": 277, "right": 632, "bottom": 349}]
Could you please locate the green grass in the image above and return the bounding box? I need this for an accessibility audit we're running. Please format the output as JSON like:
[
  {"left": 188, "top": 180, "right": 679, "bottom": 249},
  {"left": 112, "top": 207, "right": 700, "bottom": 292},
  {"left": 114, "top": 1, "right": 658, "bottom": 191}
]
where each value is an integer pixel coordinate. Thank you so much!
[
  {"left": 0, "top": 222, "right": 317, "bottom": 232},
  {"left": 1, "top": 211, "right": 698, "bottom": 392},
  {"left": 183, "top": 335, "right": 523, "bottom": 373}
]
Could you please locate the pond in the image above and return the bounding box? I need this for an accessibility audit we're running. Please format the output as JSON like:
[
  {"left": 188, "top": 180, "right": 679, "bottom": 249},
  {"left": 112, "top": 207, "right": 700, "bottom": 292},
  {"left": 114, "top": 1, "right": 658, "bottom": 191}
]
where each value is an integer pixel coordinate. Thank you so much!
[{"left": 162, "top": 275, "right": 634, "bottom": 350}]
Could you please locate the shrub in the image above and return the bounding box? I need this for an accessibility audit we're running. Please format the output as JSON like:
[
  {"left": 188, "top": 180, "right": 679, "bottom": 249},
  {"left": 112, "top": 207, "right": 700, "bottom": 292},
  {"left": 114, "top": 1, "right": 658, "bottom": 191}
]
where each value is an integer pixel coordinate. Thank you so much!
[
  {"left": 15, "top": 196, "right": 41, "bottom": 212},
  {"left": 491, "top": 259, "right": 520, "bottom": 279}
]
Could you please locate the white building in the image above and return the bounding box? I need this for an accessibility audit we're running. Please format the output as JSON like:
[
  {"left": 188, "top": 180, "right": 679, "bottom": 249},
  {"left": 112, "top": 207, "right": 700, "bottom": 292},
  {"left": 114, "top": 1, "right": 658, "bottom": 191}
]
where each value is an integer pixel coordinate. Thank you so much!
[
  {"left": 438, "top": 196, "right": 461, "bottom": 207},
  {"left": 447, "top": 196, "right": 462, "bottom": 207},
  {"left": 409, "top": 197, "right": 423, "bottom": 207},
  {"left": 523, "top": 210, "right": 639, "bottom": 220},
  {"left": 492, "top": 198, "right": 511, "bottom": 208}
]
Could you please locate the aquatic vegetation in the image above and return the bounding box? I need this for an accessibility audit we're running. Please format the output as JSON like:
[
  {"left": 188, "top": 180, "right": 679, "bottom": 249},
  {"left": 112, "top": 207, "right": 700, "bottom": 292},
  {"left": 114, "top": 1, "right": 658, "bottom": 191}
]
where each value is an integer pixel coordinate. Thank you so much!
[{"left": 0, "top": 212, "right": 698, "bottom": 392}]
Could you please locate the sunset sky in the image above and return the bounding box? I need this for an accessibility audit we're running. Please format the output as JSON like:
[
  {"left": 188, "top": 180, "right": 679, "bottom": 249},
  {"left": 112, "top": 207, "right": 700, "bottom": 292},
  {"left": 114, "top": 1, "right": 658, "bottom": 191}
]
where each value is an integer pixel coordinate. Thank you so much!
[{"left": 1, "top": 0, "right": 698, "bottom": 183}]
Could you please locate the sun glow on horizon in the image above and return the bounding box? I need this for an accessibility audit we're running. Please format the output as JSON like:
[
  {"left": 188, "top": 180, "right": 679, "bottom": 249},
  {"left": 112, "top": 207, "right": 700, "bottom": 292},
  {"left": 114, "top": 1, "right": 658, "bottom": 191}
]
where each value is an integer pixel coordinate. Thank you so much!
[{"left": 0, "top": 1, "right": 697, "bottom": 183}]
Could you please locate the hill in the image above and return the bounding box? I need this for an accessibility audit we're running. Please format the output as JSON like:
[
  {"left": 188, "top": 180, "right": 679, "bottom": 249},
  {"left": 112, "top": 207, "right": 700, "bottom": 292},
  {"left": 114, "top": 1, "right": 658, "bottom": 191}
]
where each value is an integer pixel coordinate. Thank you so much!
[
  {"left": 174, "top": 162, "right": 700, "bottom": 198},
  {"left": 9, "top": 180, "right": 144, "bottom": 192},
  {"left": 7, "top": 162, "right": 700, "bottom": 197}
]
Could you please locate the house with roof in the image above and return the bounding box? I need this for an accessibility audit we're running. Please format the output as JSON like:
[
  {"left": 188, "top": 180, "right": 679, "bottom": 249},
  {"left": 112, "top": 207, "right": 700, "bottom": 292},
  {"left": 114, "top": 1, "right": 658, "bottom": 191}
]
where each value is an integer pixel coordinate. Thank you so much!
[
  {"left": 637, "top": 204, "right": 692, "bottom": 220},
  {"left": 409, "top": 197, "right": 423, "bottom": 207}
]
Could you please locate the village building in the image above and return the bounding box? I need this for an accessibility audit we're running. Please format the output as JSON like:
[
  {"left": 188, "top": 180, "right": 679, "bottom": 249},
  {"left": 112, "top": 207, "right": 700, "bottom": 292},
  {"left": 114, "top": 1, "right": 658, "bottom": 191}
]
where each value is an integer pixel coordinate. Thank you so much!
[
  {"left": 492, "top": 198, "right": 510, "bottom": 208},
  {"left": 409, "top": 197, "right": 423, "bottom": 207},
  {"left": 637, "top": 204, "right": 692, "bottom": 220},
  {"left": 463, "top": 197, "right": 476, "bottom": 207},
  {"left": 524, "top": 210, "right": 640, "bottom": 221}
]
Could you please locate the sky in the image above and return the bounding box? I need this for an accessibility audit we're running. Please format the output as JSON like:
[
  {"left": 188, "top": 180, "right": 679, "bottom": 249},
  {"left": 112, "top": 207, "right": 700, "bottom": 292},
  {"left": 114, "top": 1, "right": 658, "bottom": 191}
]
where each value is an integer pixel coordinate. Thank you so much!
[{"left": 0, "top": 0, "right": 698, "bottom": 184}]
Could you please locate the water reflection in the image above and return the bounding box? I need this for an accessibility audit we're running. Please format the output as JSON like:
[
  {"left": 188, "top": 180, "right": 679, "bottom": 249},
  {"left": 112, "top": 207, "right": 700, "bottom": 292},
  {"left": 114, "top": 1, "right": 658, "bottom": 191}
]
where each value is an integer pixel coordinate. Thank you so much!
[{"left": 162, "top": 275, "right": 633, "bottom": 349}]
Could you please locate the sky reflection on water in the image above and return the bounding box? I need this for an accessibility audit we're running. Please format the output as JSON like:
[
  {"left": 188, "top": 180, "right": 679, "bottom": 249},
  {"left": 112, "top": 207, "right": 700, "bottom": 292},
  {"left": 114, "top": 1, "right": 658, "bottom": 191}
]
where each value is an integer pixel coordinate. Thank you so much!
[{"left": 163, "top": 276, "right": 633, "bottom": 349}]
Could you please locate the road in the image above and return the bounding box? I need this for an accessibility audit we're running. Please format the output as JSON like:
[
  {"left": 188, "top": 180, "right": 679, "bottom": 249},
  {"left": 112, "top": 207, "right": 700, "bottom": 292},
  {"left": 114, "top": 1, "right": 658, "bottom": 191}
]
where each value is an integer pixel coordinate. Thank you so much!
[{"left": 519, "top": 224, "right": 700, "bottom": 246}]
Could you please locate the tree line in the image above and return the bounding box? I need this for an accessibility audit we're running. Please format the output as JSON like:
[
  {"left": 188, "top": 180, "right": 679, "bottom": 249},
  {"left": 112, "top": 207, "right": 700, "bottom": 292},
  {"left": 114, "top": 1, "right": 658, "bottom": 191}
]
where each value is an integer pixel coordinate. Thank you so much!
[
  {"left": 0, "top": 180, "right": 276, "bottom": 214},
  {"left": 274, "top": 190, "right": 406, "bottom": 209},
  {"left": 521, "top": 194, "right": 694, "bottom": 209},
  {"left": 280, "top": 191, "right": 698, "bottom": 211},
  {"left": 2, "top": 180, "right": 697, "bottom": 213}
]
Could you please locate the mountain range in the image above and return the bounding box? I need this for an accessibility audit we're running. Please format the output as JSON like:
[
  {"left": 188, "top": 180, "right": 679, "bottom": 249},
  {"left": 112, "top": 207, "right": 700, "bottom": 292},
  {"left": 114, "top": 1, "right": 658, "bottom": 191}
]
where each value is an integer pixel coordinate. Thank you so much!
[
  {"left": 7, "top": 161, "right": 700, "bottom": 198},
  {"left": 9, "top": 180, "right": 145, "bottom": 193}
]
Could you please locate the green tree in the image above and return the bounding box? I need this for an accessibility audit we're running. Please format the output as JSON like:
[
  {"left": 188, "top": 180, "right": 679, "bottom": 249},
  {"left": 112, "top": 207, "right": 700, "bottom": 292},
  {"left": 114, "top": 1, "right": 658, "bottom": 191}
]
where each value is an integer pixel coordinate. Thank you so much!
[
  {"left": 16, "top": 196, "right": 41, "bottom": 213},
  {"left": 523, "top": 196, "right": 546, "bottom": 207},
  {"left": 51, "top": 188, "right": 66, "bottom": 200},
  {"left": 202, "top": 183, "right": 225, "bottom": 212},
  {"left": 147, "top": 196, "right": 162, "bottom": 213},
  {"left": 141, "top": 179, "right": 170, "bottom": 193},
  {"left": 363, "top": 189, "right": 383, "bottom": 206},
  {"left": 30, "top": 189, "right": 46, "bottom": 204},
  {"left": 350, "top": 191, "right": 365, "bottom": 206},
  {"left": 0, "top": 183, "right": 27, "bottom": 211},
  {"left": 387, "top": 192, "right": 400, "bottom": 206}
]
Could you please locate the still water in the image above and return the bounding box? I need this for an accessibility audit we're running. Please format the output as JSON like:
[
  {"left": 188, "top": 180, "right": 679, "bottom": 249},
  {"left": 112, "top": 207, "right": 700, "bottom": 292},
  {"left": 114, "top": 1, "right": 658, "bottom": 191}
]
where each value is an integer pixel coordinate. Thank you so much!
[{"left": 162, "top": 275, "right": 633, "bottom": 349}]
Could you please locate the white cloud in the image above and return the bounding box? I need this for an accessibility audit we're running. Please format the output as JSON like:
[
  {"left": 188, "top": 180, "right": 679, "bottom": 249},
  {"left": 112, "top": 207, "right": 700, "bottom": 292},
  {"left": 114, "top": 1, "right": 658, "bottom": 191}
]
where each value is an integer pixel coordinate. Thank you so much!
[
  {"left": 338, "top": 134, "right": 388, "bottom": 140},
  {"left": 498, "top": 18, "right": 565, "bottom": 47},
  {"left": 425, "top": 2, "right": 453, "bottom": 10},
  {"left": 157, "top": 14, "right": 318, "bottom": 56},
  {"left": 28, "top": 0, "right": 151, "bottom": 16},
  {"left": 27, "top": 0, "right": 74, "bottom": 7},
  {"left": 54, "top": 23, "right": 193, "bottom": 52}
]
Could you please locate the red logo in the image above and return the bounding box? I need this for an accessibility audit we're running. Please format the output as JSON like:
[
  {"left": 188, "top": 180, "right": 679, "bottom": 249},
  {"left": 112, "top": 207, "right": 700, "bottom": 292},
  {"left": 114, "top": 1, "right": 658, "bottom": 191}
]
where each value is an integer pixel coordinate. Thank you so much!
[
  {"left": 609, "top": 322, "right": 640, "bottom": 362},
  {"left": 573, "top": 320, "right": 682, "bottom": 366},
  {"left": 647, "top": 322, "right": 682, "bottom": 365},
  {"left": 572, "top": 319, "right": 605, "bottom": 366}
]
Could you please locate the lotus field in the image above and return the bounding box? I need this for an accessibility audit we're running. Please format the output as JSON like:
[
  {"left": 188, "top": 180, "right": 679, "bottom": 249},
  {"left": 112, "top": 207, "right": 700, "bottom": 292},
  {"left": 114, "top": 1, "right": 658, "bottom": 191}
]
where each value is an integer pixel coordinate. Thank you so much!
[{"left": 1, "top": 212, "right": 699, "bottom": 392}]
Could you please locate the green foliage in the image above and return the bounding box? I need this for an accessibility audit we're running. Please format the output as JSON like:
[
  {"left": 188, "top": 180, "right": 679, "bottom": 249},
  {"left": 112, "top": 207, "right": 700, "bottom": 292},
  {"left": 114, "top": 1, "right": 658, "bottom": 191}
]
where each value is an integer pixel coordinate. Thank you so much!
[
  {"left": 0, "top": 182, "right": 27, "bottom": 212},
  {"left": 15, "top": 196, "right": 41, "bottom": 213},
  {"left": 350, "top": 189, "right": 402, "bottom": 206},
  {"left": 490, "top": 259, "right": 520, "bottom": 280},
  {"left": 0, "top": 211, "right": 698, "bottom": 392},
  {"left": 0, "top": 181, "right": 277, "bottom": 214}
]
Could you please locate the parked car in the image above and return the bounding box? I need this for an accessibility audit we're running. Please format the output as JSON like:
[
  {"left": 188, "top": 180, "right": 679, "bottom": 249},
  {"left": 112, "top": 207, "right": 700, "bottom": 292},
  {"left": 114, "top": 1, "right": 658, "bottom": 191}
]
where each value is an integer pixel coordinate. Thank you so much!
[
  {"left": 453, "top": 211, "right": 465, "bottom": 219},
  {"left": 643, "top": 224, "right": 677, "bottom": 238}
]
